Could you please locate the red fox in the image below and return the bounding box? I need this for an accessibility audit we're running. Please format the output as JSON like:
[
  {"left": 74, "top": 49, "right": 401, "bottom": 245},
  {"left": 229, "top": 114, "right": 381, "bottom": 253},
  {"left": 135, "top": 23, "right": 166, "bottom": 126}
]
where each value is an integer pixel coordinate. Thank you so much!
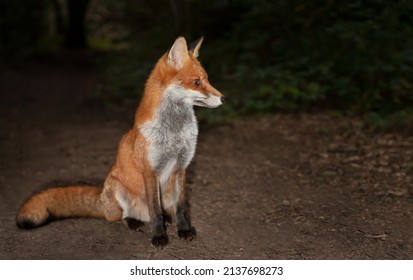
[{"left": 16, "top": 36, "right": 224, "bottom": 247}]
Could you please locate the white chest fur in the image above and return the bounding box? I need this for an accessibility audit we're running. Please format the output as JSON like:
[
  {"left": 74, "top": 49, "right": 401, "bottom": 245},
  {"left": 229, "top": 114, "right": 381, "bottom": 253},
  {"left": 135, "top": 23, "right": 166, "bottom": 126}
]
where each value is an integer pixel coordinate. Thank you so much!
[{"left": 139, "top": 86, "right": 199, "bottom": 187}]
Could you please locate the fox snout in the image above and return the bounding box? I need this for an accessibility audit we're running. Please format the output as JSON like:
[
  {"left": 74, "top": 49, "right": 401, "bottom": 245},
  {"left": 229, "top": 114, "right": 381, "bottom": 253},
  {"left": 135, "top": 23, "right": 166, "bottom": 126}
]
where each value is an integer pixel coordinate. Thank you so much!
[
  {"left": 197, "top": 87, "right": 225, "bottom": 108},
  {"left": 212, "top": 92, "right": 225, "bottom": 107},
  {"left": 203, "top": 83, "right": 225, "bottom": 108},
  {"left": 206, "top": 94, "right": 225, "bottom": 108}
]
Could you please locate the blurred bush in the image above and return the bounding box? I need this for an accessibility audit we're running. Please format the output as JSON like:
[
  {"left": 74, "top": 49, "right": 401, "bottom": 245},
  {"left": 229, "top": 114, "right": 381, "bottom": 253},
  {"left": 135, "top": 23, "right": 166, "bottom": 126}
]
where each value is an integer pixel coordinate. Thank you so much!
[
  {"left": 2, "top": 0, "right": 413, "bottom": 127},
  {"left": 90, "top": 0, "right": 413, "bottom": 126}
]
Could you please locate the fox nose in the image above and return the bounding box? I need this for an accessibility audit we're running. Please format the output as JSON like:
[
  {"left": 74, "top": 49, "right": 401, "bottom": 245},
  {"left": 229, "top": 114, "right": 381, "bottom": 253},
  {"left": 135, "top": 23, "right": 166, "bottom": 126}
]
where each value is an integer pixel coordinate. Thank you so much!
[{"left": 220, "top": 96, "right": 226, "bottom": 104}]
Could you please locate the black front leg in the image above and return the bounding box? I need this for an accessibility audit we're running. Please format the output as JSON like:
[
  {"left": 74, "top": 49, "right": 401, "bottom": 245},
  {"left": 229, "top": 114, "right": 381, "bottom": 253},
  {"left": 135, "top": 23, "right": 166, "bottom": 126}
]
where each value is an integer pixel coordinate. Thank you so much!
[
  {"left": 144, "top": 171, "right": 168, "bottom": 248},
  {"left": 176, "top": 170, "right": 196, "bottom": 241},
  {"left": 151, "top": 215, "right": 169, "bottom": 247},
  {"left": 176, "top": 207, "right": 196, "bottom": 241}
]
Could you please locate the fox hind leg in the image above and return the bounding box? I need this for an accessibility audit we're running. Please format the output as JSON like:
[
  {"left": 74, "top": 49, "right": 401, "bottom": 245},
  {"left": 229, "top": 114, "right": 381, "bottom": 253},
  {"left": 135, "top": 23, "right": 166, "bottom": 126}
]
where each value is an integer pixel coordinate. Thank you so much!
[
  {"left": 101, "top": 179, "right": 124, "bottom": 222},
  {"left": 123, "top": 217, "right": 145, "bottom": 232}
]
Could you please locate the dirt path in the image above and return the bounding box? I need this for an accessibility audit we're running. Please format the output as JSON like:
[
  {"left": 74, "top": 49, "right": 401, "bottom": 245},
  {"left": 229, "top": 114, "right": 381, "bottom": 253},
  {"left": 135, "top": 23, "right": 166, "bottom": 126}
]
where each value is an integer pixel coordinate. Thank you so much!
[{"left": 0, "top": 61, "right": 412, "bottom": 259}]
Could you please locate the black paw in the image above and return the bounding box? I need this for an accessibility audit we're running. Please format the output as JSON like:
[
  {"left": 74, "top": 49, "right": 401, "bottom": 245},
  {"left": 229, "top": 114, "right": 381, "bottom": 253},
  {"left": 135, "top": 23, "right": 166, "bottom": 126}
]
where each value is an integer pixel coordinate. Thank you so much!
[
  {"left": 125, "top": 217, "right": 145, "bottom": 232},
  {"left": 151, "top": 234, "right": 169, "bottom": 248},
  {"left": 178, "top": 226, "right": 196, "bottom": 242}
]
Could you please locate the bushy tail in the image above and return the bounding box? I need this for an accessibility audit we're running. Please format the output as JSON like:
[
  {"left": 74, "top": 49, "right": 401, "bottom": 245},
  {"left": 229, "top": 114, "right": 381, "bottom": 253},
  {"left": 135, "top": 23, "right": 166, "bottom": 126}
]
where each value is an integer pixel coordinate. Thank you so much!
[{"left": 16, "top": 186, "right": 105, "bottom": 229}]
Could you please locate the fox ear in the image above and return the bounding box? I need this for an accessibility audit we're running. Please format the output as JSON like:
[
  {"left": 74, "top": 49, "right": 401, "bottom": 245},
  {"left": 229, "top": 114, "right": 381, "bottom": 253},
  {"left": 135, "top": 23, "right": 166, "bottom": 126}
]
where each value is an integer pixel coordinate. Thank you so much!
[
  {"left": 168, "top": 37, "right": 190, "bottom": 69},
  {"left": 188, "top": 36, "right": 204, "bottom": 58}
]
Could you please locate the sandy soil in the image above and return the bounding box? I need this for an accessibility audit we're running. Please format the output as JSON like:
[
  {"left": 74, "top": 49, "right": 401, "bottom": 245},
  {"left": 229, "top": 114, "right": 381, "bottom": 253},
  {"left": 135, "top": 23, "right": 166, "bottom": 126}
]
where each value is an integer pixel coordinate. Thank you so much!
[{"left": 0, "top": 61, "right": 412, "bottom": 259}]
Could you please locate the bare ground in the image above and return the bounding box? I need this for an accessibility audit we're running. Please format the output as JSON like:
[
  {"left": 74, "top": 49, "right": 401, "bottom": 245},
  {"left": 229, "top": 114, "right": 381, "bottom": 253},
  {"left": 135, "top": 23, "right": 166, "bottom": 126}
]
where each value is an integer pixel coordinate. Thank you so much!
[{"left": 0, "top": 61, "right": 412, "bottom": 259}]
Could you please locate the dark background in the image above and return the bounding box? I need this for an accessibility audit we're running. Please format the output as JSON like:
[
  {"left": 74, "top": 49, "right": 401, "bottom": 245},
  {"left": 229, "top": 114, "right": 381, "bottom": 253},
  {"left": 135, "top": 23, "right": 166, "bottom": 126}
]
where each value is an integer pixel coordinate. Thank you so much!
[{"left": 2, "top": 0, "right": 413, "bottom": 128}]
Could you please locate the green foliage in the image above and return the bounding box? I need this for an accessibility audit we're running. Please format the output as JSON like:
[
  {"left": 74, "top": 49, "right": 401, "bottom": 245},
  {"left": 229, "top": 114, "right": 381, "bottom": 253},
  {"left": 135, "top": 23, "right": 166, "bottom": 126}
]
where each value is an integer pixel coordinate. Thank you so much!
[
  {"left": 220, "top": 0, "right": 413, "bottom": 115},
  {"left": 2, "top": 0, "right": 413, "bottom": 127},
  {"left": 91, "top": 0, "right": 413, "bottom": 126},
  {"left": 366, "top": 110, "right": 413, "bottom": 132}
]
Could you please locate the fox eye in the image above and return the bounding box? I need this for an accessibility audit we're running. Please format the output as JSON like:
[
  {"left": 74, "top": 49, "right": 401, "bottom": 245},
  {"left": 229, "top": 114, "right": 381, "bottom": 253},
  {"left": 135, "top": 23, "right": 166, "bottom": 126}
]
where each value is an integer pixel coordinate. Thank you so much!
[{"left": 193, "top": 79, "right": 201, "bottom": 86}]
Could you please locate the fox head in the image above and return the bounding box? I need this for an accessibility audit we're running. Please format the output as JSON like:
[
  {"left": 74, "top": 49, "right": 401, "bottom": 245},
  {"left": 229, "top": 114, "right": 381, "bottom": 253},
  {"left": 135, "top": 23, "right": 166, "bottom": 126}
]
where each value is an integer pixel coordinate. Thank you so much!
[{"left": 163, "top": 36, "right": 225, "bottom": 108}]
